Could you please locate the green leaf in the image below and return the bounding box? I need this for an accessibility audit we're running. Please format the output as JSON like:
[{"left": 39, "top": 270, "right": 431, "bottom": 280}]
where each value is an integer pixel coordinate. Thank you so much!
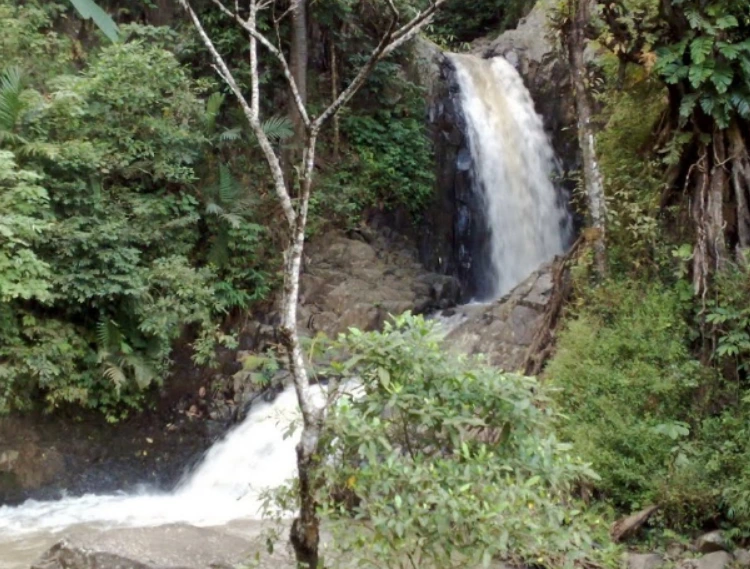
[
  {"left": 68, "top": 0, "right": 120, "bottom": 42},
  {"left": 377, "top": 366, "right": 390, "bottom": 389},
  {"left": 680, "top": 93, "right": 699, "bottom": 118},
  {"left": 717, "top": 41, "right": 742, "bottom": 60},
  {"left": 690, "top": 37, "right": 714, "bottom": 65},
  {"left": 711, "top": 65, "right": 734, "bottom": 94},
  {"left": 715, "top": 15, "right": 739, "bottom": 30},
  {"left": 689, "top": 64, "right": 713, "bottom": 88}
]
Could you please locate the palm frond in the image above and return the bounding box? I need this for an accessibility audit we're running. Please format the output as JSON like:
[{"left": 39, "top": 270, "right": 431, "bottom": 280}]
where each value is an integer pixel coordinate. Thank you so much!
[
  {"left": 218, "top": 127, "right": 242, "bottom": 142},
  {"left": 261, "top": 115, "right": 293, "bottom": 142},
  {"left": 0, "top": 67, "right": 24, "bottom": 133},
  {"left": 204, "top": 92, "right": 224, "bottom": 134}
]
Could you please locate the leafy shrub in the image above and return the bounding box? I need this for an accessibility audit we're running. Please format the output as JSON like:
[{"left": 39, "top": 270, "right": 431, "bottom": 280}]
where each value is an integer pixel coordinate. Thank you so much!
[
  {"left": 547, "top": 278, "right": 750, "bottom": 532},
  {"left": 309, "top": 314, "right": 615, "bottom": 568}
]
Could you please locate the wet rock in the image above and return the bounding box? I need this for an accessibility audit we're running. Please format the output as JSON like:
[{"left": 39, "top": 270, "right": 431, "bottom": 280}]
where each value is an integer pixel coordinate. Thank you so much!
[
  {"left": 300, "top": 231, "right": 459, "bottom": 338},
  {"left": 734, "top": 549, "right": 750, "bottom": 567},
  {"left": 442, "top": 265, "right": 554, "bottom": 370},
  {"left": 627, "top": 553, "right": 665, "bottom": 569},
  {"left": 696, "top": 551, "right": 733, "bottom": 569},
  {"left": 696, "top": 531, "right": 728, "bottom": 553},
  {"left": 479, "top": 0, "right": 577, "bottom": 167},
  {"left": 32, "top": 524, "right": 260, "bottom": 569}
]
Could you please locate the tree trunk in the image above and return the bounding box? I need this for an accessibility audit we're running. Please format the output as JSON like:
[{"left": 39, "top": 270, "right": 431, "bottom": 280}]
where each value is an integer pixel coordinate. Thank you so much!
[
  {"left": 568, "top": 0, "right": 608, "bottom": 276},
  {"left": 287, "top": 0, "right": 309, "bottom": 184}
]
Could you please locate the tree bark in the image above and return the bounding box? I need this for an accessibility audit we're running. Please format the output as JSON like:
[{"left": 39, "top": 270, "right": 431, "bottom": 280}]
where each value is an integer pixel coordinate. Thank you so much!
[
  {"left": 288, "top": 0, "right": 309, "bottom": 179},
  {"left": 568, "top": 0, "right": 608, "bottom": 277},
  {"left": 729, "top": 124, "right": 750, "bottom": 251}
]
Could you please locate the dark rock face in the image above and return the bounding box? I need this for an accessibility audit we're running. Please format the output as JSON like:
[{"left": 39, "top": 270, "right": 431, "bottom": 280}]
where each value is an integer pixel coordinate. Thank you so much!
[
  {"left": 0, "top": 411, "right": 210, "bottom": 507},
  {"left": 420, "top": 57, "right": 494, "bottom": 301}
]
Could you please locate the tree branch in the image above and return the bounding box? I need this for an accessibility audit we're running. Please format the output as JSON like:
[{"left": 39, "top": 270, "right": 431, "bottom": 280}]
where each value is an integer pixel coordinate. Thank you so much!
[
  {"left": 176, "top": 0, "right": 297, "bottom": 229},
  {"left": 207, "top": 0, "right": 311, "bottom": 130},
  {"left": 313, "top": 0, "right": 446, "bottom": 131}
]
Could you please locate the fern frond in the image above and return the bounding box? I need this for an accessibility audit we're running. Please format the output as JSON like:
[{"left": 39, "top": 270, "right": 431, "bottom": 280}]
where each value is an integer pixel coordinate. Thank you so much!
[
  {"left": 16, "top": 141, "right": 60, "bottom": 160},
  {"left": 102, "top": 361, "right": 127, "bottom": 393},
  {"left": 208, "top": 229, "right": 230, "bottom": 267},
  {"left": 206, "top": 201, "right": 224, "bottom": 216},
  {"left": 218, "top": 163, "right": 239, "bottom": 203},
  {"left": 220, "top": 212, "right": 243, "bottom": 229}
]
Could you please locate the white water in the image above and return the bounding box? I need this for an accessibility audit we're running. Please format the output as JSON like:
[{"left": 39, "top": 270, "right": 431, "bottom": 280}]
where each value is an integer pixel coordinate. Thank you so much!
[
  {"left": 450, "top": 54, "right": 571, "bottom": 298},
  {"left": 0, "top": 387, "right": 314, "bottom": 537}
]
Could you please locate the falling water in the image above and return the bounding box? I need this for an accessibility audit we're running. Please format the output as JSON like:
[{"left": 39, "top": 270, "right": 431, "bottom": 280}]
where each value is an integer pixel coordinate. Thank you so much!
[
  {"left": 450, "top": 54, "right": 571, "bottom": 299},
  {"left": 0, "top": 387, "right": 316, "bottom": 539}
]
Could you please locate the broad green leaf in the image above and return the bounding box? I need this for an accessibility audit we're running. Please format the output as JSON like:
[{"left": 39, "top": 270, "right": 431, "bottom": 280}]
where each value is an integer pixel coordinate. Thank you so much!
[
  {"left": 690, "top": 37, "right": 713, "bottom": 65},
  {"left": 68, "top": 0, "right": 119, "bottom": 42},
  {"left": 710, "top": 65, "right": 734, "bottom": 94}
]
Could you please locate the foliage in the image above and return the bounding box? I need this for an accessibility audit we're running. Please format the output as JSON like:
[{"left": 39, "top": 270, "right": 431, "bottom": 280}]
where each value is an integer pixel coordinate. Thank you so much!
[
  {"left": 312, "top": 61, "right": 434, "bottom": 229},
  {"left": 653, "top": 1, "right": 750, "bottom": 128},
  {"left": 428, "top": 0, "right": 536, "bottom": 47},
  {"left": 0, "top": 151, "right": 52, "bottom": 303},
  {"left": 306, "top": 314, "right": 615, "bottom": 568},
  {"left": 67, "top": 0, "right": 120, "bottom": 42},
  {"left": 592, "top": 56, "right": 672, "bottom": 273},
  {"left": 547, "top": 278, "right": 750, "bottom": 532},
  {"left": 0, "top": 10, "right": 273, "bottom": 418}
]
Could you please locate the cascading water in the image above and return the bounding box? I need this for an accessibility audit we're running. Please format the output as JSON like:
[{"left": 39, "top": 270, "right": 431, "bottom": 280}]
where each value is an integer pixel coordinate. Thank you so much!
[
  {"left": 0, "top": 387, "right": 311, "bottom": 539},
  {"left": 449, "top": 54, "right": 571, "bottom": 300}
]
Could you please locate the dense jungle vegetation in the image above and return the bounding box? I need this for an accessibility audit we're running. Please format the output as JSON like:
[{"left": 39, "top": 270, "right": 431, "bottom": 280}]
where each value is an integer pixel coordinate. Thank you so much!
[{"left": 3, "top": 0, "right": 750, "bottom": 566}]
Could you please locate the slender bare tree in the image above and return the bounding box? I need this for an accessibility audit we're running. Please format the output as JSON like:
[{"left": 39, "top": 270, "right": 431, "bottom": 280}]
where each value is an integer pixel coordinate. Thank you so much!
[
  {"left": 175, "top": 1, "right": 445, "bottom": 566},
  {"left": 567, "top": 0, "right": 608, "bottom": 276}
]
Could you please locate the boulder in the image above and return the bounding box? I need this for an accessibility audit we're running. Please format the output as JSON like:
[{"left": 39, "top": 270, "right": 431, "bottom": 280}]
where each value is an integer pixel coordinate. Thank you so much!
[
  {"left": 734, "top": 549, "right": 750, "bottom": 567},
  {"left": 31, "top": 523, "right": 281, "bottom": 569},
  {"left": 299, "top": 231, "right": 460, "bottom": 338},
  {"left": 439, "top": 265, "right": 554, "bottom": 371},
  {"left": 696, "top": 531, "right": 728, "bottom": 554},
  {"left": 627, "top": 553, "right": 665, "bottom": 569},
  {"left": 696, "top": 552, "right": 733, "bottom": 569}
]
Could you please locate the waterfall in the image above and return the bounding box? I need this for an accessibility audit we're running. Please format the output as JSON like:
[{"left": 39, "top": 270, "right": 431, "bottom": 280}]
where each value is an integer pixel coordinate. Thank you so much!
[
  {"left": 450, "top": 54, "right": 571, "bottom": 300},
  {"left": 0, "top": 387, "right": 315, "bottom": 536}
]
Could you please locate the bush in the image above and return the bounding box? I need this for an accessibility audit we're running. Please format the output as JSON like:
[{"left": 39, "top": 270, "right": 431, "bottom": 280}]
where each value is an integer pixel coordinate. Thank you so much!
[
  {"left": 305, "top": 314, "right": 616, "bottom": 568},
  {"left": 547, "top": 279, "right": 750, "bottom": 533}
]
